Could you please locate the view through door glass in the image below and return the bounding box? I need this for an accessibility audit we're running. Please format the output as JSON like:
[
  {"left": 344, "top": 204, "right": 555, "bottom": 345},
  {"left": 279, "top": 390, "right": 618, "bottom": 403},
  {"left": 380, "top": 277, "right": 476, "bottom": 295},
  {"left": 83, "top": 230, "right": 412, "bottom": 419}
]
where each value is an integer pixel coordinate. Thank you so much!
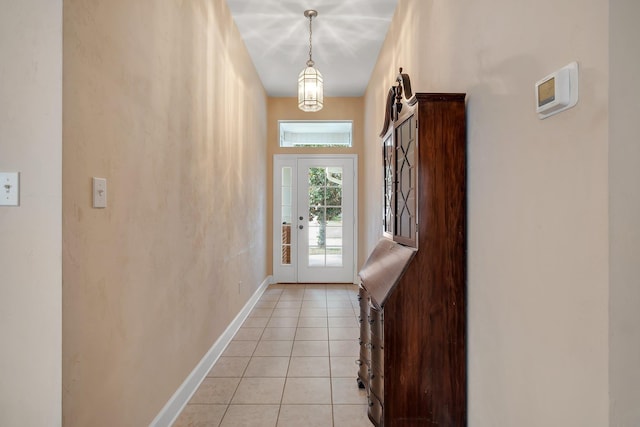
[
  {"left": 307, "top": 166, "right": 343, "bottom": 267},
  {"left": 297, "top": 157, "right": 354, "bottom": 283}
]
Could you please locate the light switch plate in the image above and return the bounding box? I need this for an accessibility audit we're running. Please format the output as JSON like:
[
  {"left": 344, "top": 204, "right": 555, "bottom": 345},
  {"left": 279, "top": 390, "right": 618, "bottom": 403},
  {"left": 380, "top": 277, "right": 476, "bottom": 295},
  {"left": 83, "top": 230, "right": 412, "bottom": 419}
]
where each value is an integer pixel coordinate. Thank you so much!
[
  {"left": 93, "top": 177, "right": 107, "bottom": 208},
  {"left": 0, "top": 172, "right": 20, "bottom": 206}
]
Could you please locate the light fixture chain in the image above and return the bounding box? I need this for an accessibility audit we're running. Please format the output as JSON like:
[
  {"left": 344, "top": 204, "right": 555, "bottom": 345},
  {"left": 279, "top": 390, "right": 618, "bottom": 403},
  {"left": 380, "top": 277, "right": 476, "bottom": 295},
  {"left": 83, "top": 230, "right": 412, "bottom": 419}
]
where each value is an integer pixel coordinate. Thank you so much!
[
  {"left": 299, "top": 10, "right": 322, "bottom": 112},
  {"left": 308, "top": 14, "right": 313, "bottom": 62}
]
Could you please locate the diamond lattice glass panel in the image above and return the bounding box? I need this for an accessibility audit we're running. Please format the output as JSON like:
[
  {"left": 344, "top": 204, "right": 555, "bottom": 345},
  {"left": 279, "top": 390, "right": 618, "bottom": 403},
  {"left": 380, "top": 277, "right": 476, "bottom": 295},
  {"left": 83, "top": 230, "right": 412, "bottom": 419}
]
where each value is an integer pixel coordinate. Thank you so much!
[
  {"left": 383, "top": 132, "right": 394, "bottom": 235},
  {"left": 395, "top": 116, "right": 416, "bottom": 243}
]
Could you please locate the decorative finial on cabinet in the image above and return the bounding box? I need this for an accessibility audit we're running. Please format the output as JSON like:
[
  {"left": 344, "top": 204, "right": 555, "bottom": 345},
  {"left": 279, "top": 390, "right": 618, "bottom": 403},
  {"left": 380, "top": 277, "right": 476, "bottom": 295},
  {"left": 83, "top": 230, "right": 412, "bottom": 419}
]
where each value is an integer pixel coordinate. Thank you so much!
[
  {"left": 396, "top": 69, "right": 413, "bottom": 100},
  {"left": 379, "top": 68, "right": 414, "bottom": 137}
]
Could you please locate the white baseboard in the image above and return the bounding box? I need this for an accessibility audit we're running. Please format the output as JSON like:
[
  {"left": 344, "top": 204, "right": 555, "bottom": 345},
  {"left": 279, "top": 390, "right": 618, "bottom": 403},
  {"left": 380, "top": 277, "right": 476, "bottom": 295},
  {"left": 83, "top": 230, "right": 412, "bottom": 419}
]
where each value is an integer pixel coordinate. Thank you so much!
[{"left": 150, "top": 275, "right": 273, "bottom": 427}]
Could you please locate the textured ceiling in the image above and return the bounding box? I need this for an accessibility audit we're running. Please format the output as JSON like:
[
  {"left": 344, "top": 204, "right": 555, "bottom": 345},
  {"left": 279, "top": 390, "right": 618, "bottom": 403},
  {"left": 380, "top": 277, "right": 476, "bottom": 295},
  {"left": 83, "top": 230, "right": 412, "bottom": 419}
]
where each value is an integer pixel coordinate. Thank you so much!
[{"left": 225, "top": 0, "right": 398, "bottom": 97}]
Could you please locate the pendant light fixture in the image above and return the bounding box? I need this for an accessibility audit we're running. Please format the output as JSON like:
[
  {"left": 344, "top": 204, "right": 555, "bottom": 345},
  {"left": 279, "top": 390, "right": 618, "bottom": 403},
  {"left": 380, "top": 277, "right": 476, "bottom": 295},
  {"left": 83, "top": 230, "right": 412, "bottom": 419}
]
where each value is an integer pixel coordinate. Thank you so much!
[{"left": 298, "top": 9, "right": 323, "bottom": 112}]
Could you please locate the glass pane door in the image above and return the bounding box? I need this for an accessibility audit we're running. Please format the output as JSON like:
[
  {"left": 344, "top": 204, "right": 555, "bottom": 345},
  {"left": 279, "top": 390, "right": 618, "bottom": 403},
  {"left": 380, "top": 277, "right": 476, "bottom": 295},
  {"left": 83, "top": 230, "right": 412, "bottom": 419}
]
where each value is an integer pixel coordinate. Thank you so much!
[
  {"left": 273, "top": 155, "right": 356, "bottom": 284},
  {"left": 297, "top": 158, "right": 354, "bottom": 283}
]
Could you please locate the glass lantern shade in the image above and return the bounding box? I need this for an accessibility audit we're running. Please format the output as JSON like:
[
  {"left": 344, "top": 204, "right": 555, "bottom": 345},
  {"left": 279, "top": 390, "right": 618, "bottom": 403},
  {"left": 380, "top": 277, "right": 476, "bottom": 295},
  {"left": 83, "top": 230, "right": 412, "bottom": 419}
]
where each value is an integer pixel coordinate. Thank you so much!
[{"left": 298, "top": 65, "right": 324, "bottom": 112}]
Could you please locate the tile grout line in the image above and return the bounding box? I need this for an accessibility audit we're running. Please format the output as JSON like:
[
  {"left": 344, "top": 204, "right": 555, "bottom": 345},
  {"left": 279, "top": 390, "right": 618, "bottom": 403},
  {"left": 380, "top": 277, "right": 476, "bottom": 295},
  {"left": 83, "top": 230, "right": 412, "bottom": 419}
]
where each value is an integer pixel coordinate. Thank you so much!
[
  {"left": 220, "top": 286, "right": 281, "bottom": 427},
  {"left": 181, "top": 284, "right": 364, "bottom": 427},
  {"left": 275, "top": 285, "right": 290, "bottom": 425},
  {"left": 323, "top": 285, "right": 337, "bottom": 427}
]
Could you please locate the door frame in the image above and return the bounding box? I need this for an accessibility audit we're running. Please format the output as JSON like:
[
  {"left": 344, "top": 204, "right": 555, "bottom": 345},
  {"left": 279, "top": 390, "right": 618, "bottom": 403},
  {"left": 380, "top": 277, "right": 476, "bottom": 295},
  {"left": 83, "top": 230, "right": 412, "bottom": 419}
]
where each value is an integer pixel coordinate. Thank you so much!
[{"left": 273, "top": 154, "right": 358, "bottom": 284}]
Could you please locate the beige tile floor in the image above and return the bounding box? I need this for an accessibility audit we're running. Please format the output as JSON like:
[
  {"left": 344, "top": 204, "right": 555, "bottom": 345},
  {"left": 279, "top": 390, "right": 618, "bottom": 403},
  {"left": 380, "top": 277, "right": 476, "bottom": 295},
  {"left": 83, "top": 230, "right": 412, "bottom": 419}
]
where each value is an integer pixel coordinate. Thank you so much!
[{"left": 173, "top": 284, "right": 371, "bottom": 427}]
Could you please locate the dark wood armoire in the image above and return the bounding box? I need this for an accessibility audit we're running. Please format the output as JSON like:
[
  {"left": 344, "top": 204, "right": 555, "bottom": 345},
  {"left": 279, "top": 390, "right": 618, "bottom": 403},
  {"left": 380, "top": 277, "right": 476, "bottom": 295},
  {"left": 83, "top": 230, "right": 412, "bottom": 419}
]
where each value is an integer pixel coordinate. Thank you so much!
[{"left": 357, "top": 70, "right": 467, "bottom": 426}]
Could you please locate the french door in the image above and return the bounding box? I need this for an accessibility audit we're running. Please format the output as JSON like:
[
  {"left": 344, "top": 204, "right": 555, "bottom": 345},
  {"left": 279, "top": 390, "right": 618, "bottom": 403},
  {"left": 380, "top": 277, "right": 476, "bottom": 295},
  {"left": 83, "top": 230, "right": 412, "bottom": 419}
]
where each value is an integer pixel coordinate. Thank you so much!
[{"left": 273, "top": 155, "right": 357, "bottom": 283}]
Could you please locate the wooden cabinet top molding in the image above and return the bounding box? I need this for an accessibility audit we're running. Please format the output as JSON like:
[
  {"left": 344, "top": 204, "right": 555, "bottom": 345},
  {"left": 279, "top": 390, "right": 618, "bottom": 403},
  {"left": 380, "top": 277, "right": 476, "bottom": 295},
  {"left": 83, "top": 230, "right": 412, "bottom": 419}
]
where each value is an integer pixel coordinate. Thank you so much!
[{"left": 379, "top": 68, "right": 466, "bottom": 137}]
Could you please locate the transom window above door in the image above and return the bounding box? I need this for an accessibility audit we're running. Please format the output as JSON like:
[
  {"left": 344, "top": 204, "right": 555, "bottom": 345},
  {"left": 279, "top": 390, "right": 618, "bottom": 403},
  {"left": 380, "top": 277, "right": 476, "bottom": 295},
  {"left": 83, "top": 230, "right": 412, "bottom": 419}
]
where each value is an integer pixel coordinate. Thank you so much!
[{"left": 279, "top": 121, "right": 352, "bottom": 147}]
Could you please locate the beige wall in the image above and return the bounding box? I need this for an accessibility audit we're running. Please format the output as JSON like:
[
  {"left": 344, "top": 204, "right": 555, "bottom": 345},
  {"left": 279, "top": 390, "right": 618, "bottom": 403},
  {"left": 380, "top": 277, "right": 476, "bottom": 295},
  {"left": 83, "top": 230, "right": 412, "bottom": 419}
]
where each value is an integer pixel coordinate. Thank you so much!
[
  {"left": 266, "top": 97, "right": 365, "bottom": 276},
  {"left": 4, "top": 0, "right": 636, "bottom": 425},
  {"left": 364, "top": 0, "right": 609, "bottom": 425},
  {"left": 63, "top": 1, "right": 267, "bottom": 425},
  {"left": 609, "top": 0, "right": 640, "bottom": 425},
  {"left": 0, "top": 1, "right": 62, "bottom": 426}
]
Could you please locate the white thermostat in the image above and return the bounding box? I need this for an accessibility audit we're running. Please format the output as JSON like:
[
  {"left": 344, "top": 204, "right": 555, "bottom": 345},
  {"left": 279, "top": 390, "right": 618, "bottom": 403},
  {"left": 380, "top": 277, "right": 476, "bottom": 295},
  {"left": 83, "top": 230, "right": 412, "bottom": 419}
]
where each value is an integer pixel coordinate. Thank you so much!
[{"left": 535, "top": 61, "right": 579, "bottom": 119}]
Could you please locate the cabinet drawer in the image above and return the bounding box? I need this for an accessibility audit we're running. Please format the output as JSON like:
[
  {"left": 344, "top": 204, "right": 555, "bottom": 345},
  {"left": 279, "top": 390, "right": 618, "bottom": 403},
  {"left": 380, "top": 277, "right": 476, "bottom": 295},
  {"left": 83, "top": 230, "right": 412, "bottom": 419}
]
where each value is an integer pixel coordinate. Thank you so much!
[
  {"left": 369, "top": 366, "right": 384, "bottom": 398},
  {"left": 368, "top": 305, "right": 384, "bottom": 340},
  {"left": 358, "top": 287, "right": 369, "bottom": 312},
  {"left": 359, "top": 327, "right": 370, "bottom": 366},
  {"left": 356, "top": 358, "right": 369, "bottom": 390},
  {"left": 359, "top": 337, "right": 371, "bottom": 389},
  {"left": 370, "top": 334, "right": 384, "bottom": 375},
  {"left": 367, "top": 392, "right": 383, "bottom": 427},
  {"left": 359, "top": 314, "right": 370, "bottom": 341},
  {"left": 359, "top": 295, "right": 369, "bottom": 317},
  {"left": 359, "top": 288, "right": 370, "bottom": 336}
]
